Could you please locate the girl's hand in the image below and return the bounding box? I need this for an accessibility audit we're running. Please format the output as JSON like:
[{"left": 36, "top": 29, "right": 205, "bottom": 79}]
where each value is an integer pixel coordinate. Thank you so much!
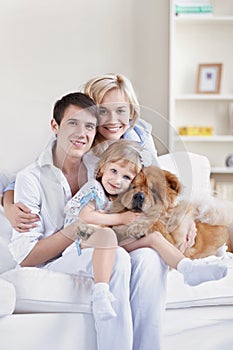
[
  {"left": 5, "top": 202, "right": 39, "bottom": 233},
  {"left": 121, "top": 211, "right": 143, "bottom": 225}
]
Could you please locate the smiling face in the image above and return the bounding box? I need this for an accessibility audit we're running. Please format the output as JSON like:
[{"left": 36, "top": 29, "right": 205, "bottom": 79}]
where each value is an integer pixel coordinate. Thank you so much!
[
  {"left": 97, "top": 89, "right": 131, "bottom": 141},
  {"left": 101, "top": 160, "right": 137, "bottom": 196},
  {"left": 51, "top": 104, "right": 97, "bottom": 162}
]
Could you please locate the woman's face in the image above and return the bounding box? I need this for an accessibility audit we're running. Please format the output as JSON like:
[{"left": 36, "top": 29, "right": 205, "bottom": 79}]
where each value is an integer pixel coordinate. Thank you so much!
[{"left": 98, "top": 89, "right": 131, "bottom": 141}]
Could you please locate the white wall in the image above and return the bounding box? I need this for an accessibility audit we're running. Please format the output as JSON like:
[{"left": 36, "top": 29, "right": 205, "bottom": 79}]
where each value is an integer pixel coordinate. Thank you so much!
[
  {"left": 133, "top": 0, "right": 170, "bottom": 154},
  {"left": 0, "top": 0, "right": 169, "bottom": 173}
]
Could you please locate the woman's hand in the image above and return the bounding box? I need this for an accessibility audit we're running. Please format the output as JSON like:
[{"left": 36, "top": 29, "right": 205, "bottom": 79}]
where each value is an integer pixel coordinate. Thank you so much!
[
  {"left": 177, "top": 221, "right": 197, "bottom": 253},
  {"left": 5, "top": 202, "right": 39, "bottom": 233}
]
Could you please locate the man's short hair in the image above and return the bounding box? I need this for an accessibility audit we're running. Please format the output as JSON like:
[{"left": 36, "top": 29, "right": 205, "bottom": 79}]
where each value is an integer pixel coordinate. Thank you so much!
[{"left": 53, "top": 92, "right": 98, "bottom": 125}]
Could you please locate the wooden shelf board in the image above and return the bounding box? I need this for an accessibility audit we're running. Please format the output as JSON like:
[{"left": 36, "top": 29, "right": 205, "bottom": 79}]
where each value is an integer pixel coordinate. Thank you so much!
[
  {"left": 175, "top": 94, "right": 233, "bottom": 101},
  {"left": 175, "top": 16, "right": 233, "bottom": 24},
  {"left": 175, "top": 135, "right": 233, "bottom": 142},
  {"left": 211, "top": 167, "right": 233, "bottom": 174}
]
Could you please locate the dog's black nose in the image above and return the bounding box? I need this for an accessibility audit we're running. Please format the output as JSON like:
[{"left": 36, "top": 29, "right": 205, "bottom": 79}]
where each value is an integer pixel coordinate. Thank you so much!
[
  {"left": 133, "top": 192, "right": 144, "bottom": 202},
  {"left": 132, "top": 192, "right": 145, "bottom": 211}
]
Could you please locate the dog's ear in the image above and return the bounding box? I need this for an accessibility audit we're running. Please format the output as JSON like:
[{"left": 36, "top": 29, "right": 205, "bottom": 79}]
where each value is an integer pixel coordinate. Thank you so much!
[
  {"left": 131, "top": 169, "right": 148, "bottom": 188},
  {"left": 163, "top": 170, "right": 182, "bottom": 195}
]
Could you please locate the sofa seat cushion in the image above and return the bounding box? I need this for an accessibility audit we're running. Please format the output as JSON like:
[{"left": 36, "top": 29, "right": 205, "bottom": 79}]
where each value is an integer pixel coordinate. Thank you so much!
[
  {"left": 0, "top": 277, "right": 16, "bottom": 316},
  {"left": 2, "top": 254, "right": 233, "bottom": 315},
  {"left": 166, "top": 253, "right": 233, "bottom": 309},
  {"left": 1, "top": 267, "right": 94, "bottom": 314}
]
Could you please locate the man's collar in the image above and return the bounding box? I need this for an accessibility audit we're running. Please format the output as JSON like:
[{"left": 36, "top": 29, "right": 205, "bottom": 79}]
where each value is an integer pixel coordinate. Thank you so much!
[{"left": 37, "top": 135, "right": 57, "bottom": 167}]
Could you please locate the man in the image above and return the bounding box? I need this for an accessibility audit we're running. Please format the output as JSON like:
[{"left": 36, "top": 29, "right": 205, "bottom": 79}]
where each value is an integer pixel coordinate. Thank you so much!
[{"left": 8, "top": 92, "right": 133, "bottom": 350}]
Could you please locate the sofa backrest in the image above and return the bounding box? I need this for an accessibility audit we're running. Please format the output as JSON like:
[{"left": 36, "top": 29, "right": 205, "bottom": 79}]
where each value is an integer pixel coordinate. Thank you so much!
[{"left": 158, "top": 151, "right": 211, "bottom": 202}]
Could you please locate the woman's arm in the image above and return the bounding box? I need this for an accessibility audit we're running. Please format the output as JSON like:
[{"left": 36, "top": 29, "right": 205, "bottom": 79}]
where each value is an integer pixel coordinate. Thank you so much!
[
  {"left": 2, "top": 189, "right": 14, "bottom": 208},
  {"left": 79, "top": 203, "right": 142, "bottom": 226},
  {"left": 122, "top": 221, "right": 197, "bottom": 255},
  {"left": 3, "top": 190, "right": 39, "bottom": 232}
]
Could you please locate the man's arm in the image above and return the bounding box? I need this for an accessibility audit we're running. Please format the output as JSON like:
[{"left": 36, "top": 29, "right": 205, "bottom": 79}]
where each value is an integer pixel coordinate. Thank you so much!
[
  {"left": 10, "top": 170, "right": 78, "bottom": 267},
  {"left": 20, "top": 229, "right": 74, "bottom": 267}
]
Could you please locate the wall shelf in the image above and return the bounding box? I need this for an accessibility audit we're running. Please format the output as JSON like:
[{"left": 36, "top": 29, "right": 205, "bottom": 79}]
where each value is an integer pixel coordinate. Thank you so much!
[{"left": 169, "top": 0, "right": 233, "bottom": 192}]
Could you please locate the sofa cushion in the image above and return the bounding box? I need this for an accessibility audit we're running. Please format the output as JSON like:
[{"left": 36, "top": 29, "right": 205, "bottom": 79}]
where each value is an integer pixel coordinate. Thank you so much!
[
  {"left": 166, "top": 253, "right": 233, "bottom": 309},
  {"left": 0, "top": 277, "right": 16, "bottom": 316},
  {"left": 1, "top": 267, "right": 94, "bottom": 314}
]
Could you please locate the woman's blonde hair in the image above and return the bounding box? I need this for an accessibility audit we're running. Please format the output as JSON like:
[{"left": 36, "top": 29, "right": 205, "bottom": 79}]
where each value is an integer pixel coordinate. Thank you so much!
[
  {"left": 83, "top": 73, "right": 140, "bottom": 127},
  {"left": 95, "top": 139, "right": 143, "bottom": 181}
]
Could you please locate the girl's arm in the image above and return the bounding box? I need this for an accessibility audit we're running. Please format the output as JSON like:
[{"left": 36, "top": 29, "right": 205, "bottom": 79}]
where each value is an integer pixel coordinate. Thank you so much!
[{"left": 79, "top": 203, "right": 141, "bottom": 226}]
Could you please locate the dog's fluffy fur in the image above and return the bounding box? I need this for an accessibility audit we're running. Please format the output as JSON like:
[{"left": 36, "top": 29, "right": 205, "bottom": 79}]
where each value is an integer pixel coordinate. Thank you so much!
[{"left": 111, "top": 165, "right": 231, "bottom": 259}]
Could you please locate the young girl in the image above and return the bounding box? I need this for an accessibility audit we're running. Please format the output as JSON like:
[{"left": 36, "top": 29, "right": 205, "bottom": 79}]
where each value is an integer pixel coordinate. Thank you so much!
[
  {"left": 63, "top": 140, "right": 144, "bottom": 322},
  {"left": 64, "top": 139, "right": 227, "bottom": 321}
]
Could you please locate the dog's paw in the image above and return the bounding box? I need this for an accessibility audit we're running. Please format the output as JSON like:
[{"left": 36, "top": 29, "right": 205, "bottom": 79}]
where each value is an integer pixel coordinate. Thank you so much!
[
  {"left": 75, "top": 222, "right": 94, "bottom": 240},
  {"left": 127, "top": 223, "right": 148, "bottom": 239}
]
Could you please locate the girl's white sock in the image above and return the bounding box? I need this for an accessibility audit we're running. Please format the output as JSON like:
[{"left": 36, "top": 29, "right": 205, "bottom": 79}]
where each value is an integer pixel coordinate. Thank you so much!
[
  {"left": 177, "top": 258, "right": 227, "bottom": 286},
  {"left": 92, "top": 282, "right": 116, "bottom": 321}
]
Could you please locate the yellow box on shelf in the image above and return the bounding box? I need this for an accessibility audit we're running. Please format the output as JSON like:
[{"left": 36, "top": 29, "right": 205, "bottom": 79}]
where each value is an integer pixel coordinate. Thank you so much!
[{"left": 178, "top": 126, "right": 213, "bottom": 136}]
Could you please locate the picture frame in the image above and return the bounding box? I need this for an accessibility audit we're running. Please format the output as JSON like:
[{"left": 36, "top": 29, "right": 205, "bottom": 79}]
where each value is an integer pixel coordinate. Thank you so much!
[{"left": 196, "top": 63, "right": 222, "bottom": 94}]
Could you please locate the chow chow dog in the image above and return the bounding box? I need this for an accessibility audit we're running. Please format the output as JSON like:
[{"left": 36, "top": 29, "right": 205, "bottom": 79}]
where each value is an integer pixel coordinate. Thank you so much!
[{"left": 110, "top": 165, "right": 230, "bottom": 259}]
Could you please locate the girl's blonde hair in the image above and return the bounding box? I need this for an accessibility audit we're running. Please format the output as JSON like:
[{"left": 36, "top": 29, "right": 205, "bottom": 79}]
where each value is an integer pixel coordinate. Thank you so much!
[
  {"left": 95, "top": 140, "right": 143, "bottom": 181},
  {"left": 83, "top": 73, "right": 140, "bottom": 127}
]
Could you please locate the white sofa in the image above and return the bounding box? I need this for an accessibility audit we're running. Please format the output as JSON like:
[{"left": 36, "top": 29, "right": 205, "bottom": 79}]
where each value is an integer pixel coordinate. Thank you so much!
[{"left": 1, "top": 152, "right": 233, "bottom": 350}]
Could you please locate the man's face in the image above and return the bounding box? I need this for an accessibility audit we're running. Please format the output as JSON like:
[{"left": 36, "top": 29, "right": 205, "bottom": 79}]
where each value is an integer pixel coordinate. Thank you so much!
[{"left": 52, "top": 105, "right": 97, "bottom": 161}]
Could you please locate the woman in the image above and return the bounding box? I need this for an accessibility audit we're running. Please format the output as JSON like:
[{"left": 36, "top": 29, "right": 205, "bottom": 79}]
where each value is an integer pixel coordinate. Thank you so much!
[{"left": 84, "top": 73, "right": 196, "bottom": 349}]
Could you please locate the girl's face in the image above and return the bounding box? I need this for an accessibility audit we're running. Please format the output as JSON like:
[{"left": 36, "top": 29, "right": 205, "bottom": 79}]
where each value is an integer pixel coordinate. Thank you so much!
[
  {"left": 101, "top": 161, "right": 137, "bottom": 196},
  {"left": 98, "top": 89, "right": 131, "bottom": 141}
]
